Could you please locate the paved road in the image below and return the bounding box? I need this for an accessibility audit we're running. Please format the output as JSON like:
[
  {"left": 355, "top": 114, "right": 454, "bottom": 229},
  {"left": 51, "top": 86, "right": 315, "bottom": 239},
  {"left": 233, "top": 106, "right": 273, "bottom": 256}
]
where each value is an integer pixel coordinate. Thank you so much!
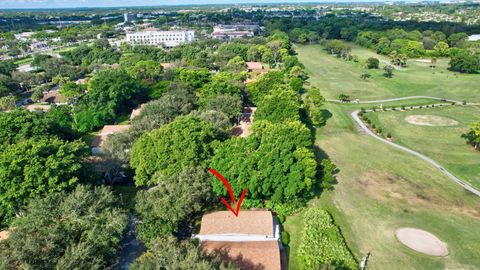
[
  {"left": 350, "top": 108, "right": 480, "bottom": 197},
  {"left": 327, "top": 96, "right": 463, "bottom": 104}
]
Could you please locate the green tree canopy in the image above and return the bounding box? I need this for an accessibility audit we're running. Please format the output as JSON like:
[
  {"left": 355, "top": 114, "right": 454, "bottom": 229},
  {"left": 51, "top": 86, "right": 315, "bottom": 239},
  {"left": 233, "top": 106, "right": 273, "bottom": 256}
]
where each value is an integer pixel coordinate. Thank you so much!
[
  {"left": 254, "top": 86, "right": 300, "bottom": 123},
  {"left": 210, "top": 120, "right": 316, "bottom": 204},
  {"left": 130, "top": 236, "right": 238, "bottom": 270},
  {"left": 135, "top": 167, "right": 213, "bottom": 244},
  {"left": 0, "top": 137, "right": 88, "bottom": 226},
  {"left": 0, "top": 185, "right": 127, "bottom": 269},
  {"left": 130, "top": 116, "right": 221, "bottom": 185}
]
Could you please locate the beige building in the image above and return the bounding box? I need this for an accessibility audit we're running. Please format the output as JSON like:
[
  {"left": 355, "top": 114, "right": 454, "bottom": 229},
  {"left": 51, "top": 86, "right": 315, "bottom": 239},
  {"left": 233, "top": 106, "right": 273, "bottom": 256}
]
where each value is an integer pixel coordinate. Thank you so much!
[{"left": 195, "top": 210, "right": 282, "bottom": 270}]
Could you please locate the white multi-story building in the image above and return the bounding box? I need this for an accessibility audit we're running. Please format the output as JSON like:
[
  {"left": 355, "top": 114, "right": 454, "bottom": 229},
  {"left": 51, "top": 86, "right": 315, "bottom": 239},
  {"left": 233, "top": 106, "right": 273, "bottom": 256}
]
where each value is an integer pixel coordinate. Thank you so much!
[{"left": 126, "top": 30, "right": 196, "bottom": 48}]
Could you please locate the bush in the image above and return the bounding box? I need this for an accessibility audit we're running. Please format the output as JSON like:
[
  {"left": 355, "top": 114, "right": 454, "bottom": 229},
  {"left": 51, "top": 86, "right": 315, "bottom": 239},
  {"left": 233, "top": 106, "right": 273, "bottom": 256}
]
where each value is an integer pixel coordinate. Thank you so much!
[
  {"left": 365, "top": 57, "right": 380, "bottom": 69},
  {"left": 401, "top": 105, "right": 405, "bottom": 110},
  {"left": 387, "top": 133, "right": 392, "bottom": 138},
  {"left": 277, "top": 214, "right": 286, "bottom": 224},
  {"left": 371, "top": 124, "right": 376, "bottom": 129},
  {"left": 298, "top": 208, "right": 356, "bottom": 270},
  {"left": 281, "top": 231, "right": 290, "bottom": 246}
]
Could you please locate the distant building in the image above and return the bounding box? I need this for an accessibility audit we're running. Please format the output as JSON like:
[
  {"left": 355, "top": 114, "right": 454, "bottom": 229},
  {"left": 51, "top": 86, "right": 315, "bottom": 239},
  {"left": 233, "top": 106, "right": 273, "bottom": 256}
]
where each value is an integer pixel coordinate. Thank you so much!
[
  {"left": 211, "top": 24, "right": 260, "bottom": 40},
  {"left": 124, "top": 13, "right": 137, "bottom": 23},
  {"left": 194, "top": 210, "right": 282, "bottom": 270},
  {"left": 125, "top": 30, "right": 196, "bottom": 48},
  {"left": 14, "top": 32, "right": 35, "bottom": 41}
]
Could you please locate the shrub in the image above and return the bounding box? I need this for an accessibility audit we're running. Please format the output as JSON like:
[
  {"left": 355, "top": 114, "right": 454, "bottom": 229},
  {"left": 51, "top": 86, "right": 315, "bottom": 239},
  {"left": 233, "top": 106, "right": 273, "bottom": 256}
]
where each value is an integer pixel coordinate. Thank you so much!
[
  {"left": 281, "top": 231, "right": 290, "bottom": 246},
  {"left": 298, "top": 208, "right": 356, "bottom": 270},
  {"left": 371, "top": 124, "right": 376, "bottom": 129},
  {"left": 277, "top": 214, "right": 286, "bottom": 224},
  {"left": 360, "top": 107, "right": 366, "bottom": 113},
  {"left": 387, "top": 133, "right": 392, "bottom": 138},
  {"left": 401, "top": 105, "right": 405, "bottom": 110},
  {"left": 376, "top": 127, "right": 382, "bottom": 134}
]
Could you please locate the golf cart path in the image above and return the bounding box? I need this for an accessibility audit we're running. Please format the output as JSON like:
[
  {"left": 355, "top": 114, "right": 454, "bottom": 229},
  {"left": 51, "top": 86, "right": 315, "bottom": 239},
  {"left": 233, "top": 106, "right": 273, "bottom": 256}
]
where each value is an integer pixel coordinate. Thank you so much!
[
  {"left": 327, "top": 95, "right": 464, "bottom": 104},
  {"left": 349, "top": 99, "right": 480, "bottom": 197}
]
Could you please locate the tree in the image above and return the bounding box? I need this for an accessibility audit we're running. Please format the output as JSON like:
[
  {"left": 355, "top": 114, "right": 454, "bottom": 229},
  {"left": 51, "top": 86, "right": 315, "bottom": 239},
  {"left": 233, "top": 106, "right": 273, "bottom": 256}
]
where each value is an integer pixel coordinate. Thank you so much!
[
  {"left": 130, "top": 116, "right": 220, "bottom": 185},
  {"left": 0, "top": 137, "right": 88, "bottom": 225},
  {"left": 462, "top": 122, "right": 480, "bottom": 150},
  {"left": 205, "top": 94, "right": 242, "bottom": 122},
  {"left": 434, "top": 41, "right": 449, "bottom": 56},
  {"left": 199, "top": 72, "right": 243, "bottom": 105},
  {"left": 73, "top": 69, "right": 146, "bottom": 132},
  {"left": 383, "top": 65, "right": 395, "bottom": 78},
  {"left": 127, "top": 60, "right": 163, "bottom": 84},
  {"left": 360, "top": 73, "right": 372, "bottom": 80},
  {"left": 449, "top": 51, "right": 480, "bottom": 74},
  {"left": 246, "top": 70, "right": 285, "bottom": 104},
  {"left": 0, "top": 185, "right": 127, "bottom": 270},
  {"left": 130, "top": 236, "right": 238, "bottom": 270},
  {"left": 338, "top": 94, "right": 351, "bottom": 102},
  {"left": 255, "top": 86, "right": 300, "bottom": 123},
  {"left": 365, "top": 57, "right": 379, "bottom": 69},
  {"left": 0, "top": 109, "right": 62, "bottom": 145},
  {"left": 132, "top": 82, "right": 197, "bottom": 132},
  {"left": 320, "top": 159, "right": 337, "bottom": 190},
  {"left": 447, "top": 32, "right": 468, "bottom": 48},
  {"left": 305, "top": 87, "right": 326, "bottom": 126},
  {"left": 210, "top": 120, "right": 316, "bottom": 205},
  {"left": 60, "top": 81, "right": 85, "bottom": 102},
  {"left": 0, "top": 95, "right": 15, "bottom": 111},
  {"left": 135, "top": 167, "right": 213, "bottom": 244},
  {"left": 0, "top": 60, "right": 17, "bottom": 76}
]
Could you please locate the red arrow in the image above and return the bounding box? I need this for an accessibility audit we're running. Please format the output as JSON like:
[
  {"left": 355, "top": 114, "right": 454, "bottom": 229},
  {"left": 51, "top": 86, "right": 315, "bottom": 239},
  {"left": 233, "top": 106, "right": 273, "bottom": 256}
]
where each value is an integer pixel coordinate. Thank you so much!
[{"left": 208, "top": 168, "right": 247, "bottom": 217}]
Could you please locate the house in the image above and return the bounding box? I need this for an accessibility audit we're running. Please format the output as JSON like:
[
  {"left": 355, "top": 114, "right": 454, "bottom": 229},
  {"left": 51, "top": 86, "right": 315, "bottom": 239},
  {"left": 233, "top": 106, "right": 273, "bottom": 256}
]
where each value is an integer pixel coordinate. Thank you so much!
[
  {"left": 75, "top": 78, "right": 88, "bottom": 85},
  {"left": 130, "top": 103, "right": 146, "bottom": 120},
  {"left": 246, "top": 62, "right": 268, "bottom": 73},
  {"left": 26, "top": 104, "right": 51, "bottom": 112},
  {"left": 40, "top": 88, "right": 64, "bottom": 105},
  {"left": 91, "top": 125, "right": 130, "bottom": 155},
  {"left": 195, "top": 210, "right": 282, "bottom": 270},
  {"left": 160, "top": 63, "right": 174, "bottom": 70}
]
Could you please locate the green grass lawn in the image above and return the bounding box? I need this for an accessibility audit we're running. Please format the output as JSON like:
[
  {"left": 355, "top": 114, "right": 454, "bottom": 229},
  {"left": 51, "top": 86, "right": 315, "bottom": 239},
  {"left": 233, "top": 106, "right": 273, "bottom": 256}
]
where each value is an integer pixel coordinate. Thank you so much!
[
  {"left": 365, "top": 105, "right": 480, "bottom": 189},
  {"left": 14, "top": 57, "right": 33, "bottom": 65},
  {"left": 285, "top": 44, "right": 480, "bottom": 269},
  {"left": 296, "top": 44, "right": 480, "bottom": 102}
]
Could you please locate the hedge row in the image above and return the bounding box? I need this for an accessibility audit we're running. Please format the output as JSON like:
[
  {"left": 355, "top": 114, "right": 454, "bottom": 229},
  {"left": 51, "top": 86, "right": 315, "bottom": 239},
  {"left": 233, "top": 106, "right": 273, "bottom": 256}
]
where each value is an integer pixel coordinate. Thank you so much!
[{"left": 298, "top": 208, "right": 357, "bottom": 270}]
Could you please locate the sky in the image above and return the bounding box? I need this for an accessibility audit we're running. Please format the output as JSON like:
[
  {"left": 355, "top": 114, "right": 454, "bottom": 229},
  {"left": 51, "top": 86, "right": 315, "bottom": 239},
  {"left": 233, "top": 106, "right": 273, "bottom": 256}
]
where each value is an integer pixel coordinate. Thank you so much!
[{"left": 0, "top": 0, "right": 393, "bottom": 9}]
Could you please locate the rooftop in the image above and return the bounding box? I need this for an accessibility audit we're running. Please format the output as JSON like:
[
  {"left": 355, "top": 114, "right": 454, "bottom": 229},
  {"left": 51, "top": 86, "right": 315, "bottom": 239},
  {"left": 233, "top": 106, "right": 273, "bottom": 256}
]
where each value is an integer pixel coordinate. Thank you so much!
[
  {"left": 202, "top": 241, "right": 281, "bottom": 270},
  {"left": 199, "top": 210, "right": 274, "bottom": 237},
  {"left": 91, "top": 125, "right": 130, "bottom": 148}
]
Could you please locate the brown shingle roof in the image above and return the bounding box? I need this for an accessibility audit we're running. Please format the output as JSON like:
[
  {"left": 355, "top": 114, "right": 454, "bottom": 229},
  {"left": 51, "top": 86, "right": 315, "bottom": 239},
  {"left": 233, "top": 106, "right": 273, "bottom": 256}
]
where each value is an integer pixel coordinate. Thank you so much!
[
  {"left": 202, "top": 241, "right": 281, "bottom": 270},
  {"left": 91, "top": 125, "right": 130, "bottom": 148},
  {"left": 246, "top": 62, "right": 264, "bottom": 71},
  {"left": 199, "top": 210, "right": 273, "bottom": 237}
]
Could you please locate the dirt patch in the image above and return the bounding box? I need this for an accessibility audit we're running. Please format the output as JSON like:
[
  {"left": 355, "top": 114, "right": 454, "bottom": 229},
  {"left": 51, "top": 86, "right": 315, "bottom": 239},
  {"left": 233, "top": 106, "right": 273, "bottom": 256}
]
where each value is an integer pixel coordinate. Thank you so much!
[
  {"left": 356, "top": 172, "right": 480, "bottom": 219},
  {"left": 0, "top": 230, "right": 9, "bottom": 242},
  {"left": 395, "top": 228, "right": 448, "bottom": 256},
  {"left": 405, "top": 115, "right": 458, "bottom": 127}
]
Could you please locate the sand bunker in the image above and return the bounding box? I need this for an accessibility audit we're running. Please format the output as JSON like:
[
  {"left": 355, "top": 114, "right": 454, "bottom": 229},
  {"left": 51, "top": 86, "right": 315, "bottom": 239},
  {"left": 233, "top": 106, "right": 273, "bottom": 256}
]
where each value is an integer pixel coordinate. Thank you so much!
[
  {"left": 405, "top": 115, "right": 458, "bottom": 126},
  {"left": 395, "top": 228, "right": 448, "bottom": 256}
]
